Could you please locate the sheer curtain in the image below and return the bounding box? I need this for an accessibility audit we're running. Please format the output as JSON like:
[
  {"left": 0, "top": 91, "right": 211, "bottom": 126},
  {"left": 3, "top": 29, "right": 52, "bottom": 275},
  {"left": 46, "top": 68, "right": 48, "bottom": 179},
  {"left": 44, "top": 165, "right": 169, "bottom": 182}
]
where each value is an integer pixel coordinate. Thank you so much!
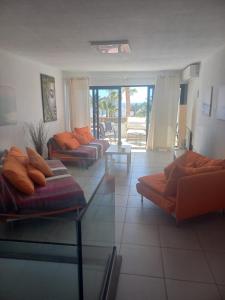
[
  {"left": 69, "top": 78, "right": 90, "bottom": 130},
  {"left": 147, "top": 75, "right": 180, "bottom": 150}
]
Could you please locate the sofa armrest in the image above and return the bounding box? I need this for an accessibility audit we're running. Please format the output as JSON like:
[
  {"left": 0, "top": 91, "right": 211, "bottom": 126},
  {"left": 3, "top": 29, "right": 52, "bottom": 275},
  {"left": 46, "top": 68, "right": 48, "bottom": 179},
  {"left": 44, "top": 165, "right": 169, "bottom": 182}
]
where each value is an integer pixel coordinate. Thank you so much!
[{"left": 175, "top": 170, "right": 225, "bottom": 221}]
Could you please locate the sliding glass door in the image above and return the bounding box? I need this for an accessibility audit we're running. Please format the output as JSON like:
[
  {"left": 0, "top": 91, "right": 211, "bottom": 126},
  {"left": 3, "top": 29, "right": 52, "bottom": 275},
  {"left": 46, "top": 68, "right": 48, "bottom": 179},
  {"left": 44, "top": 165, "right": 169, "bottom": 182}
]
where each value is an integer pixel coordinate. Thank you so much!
[
  {"left": 90, "top": 87, "right": 121, "bottom": 144},
  {"left": 90, "top": 86, "right": 154, "bottom": 148},
  {"left": 121, "top": 86, "right": 154, "bottom": 148}
]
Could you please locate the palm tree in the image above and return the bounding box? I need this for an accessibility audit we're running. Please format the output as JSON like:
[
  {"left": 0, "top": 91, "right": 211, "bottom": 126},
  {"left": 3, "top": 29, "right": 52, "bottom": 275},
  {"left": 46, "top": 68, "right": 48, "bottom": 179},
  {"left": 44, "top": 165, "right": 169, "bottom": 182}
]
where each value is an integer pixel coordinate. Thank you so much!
[
  {"left": 122, "top": 87, "right": 138, "bottom": 117},
  {"left": 99, "top": 90, "right": 118, "bottom": 118}
]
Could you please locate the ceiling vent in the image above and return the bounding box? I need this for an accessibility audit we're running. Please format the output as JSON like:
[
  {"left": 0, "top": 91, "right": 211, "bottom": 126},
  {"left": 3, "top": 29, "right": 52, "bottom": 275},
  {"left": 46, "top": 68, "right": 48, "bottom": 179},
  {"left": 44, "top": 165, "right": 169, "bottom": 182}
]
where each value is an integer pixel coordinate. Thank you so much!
[
  {"left": 182, "top": 63, "right": 200, "bottom": 81},
  {"left": 90, "top": 40, "right": 131, "bottom": 54}
]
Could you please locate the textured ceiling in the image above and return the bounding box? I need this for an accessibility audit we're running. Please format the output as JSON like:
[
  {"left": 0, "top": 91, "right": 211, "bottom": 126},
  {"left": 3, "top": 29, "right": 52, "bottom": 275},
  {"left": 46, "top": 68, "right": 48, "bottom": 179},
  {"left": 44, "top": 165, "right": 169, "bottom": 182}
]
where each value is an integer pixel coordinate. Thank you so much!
[{"left": 0, "top": 0, "right": 225, "bottom": 71}]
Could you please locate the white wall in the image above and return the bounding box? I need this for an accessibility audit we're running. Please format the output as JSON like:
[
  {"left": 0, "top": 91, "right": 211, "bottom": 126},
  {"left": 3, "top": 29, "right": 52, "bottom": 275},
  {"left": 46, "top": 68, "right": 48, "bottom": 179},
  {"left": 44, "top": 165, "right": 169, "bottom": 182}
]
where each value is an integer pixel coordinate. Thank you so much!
[
  {"left": 0, "top": 50, "right": 65, "bottom": 151},
  {"left": 186, "top": 77, "right": 199, "bottom": 131},
  {"left": 193, "top": 46, "right": 225, "bottom": 158},
  {"left": 63, "top": 70, "right": 181, "bottom": 86}
]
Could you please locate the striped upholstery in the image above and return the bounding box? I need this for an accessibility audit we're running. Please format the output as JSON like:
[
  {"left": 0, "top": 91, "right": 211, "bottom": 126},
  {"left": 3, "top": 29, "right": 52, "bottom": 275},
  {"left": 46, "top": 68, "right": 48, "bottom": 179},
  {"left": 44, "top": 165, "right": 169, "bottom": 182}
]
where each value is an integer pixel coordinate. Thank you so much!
[
  {"left": 0, "top": 160, "right": 86, "bottom": 215},
  {"left": 47, "top": 138, "right": 109, "bottom": 167}
]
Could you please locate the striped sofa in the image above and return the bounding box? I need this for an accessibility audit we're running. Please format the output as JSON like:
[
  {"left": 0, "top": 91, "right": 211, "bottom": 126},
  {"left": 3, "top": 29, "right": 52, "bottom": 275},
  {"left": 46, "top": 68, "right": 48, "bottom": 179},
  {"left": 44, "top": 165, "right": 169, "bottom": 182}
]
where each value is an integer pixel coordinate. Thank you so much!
[
  {"left": 47, "top": 138, "right": 110, "bottom": 168},
  {"left": 0, "top": 160, "right": 86, "bottom": 221}
]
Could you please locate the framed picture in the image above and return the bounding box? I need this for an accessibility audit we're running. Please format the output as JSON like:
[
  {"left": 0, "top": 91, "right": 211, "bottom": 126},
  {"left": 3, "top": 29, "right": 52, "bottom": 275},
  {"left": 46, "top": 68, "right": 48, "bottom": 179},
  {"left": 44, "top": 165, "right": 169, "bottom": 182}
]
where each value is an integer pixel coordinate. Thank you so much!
[
  {"left": 0, "top": 85, "right": 17, "bottom": 126},
  {"left": 202, "top": 86, "right": 213, "bottom": 117},
  {"left": 40, "top": 74, "right": 57, "bottom": 122},
  {"left": 216, "top": 85, "right": 225, "bottom": 121}
]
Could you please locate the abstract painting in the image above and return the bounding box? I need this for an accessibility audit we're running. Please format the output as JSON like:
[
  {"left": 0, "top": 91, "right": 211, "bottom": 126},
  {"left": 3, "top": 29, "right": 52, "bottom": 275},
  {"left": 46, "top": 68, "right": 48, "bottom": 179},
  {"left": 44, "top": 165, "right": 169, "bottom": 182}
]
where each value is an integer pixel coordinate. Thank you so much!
[
  {"left": 40, "top": 74, "right": 57, "bottom": 122},
  {"left": 216, "top": 85, "right": 225, "bottom": 121},
  {"left": 0, "top": 85, "right": 17, "bottom": 126},
  {"left": 202, "top": 86, "right": 213, "bottom": 117}
]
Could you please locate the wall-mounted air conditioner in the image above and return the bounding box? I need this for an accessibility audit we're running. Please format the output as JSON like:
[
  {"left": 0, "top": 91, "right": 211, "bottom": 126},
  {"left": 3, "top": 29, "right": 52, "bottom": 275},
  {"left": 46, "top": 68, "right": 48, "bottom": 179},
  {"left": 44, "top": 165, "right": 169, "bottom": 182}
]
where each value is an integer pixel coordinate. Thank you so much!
[{"left": 182, "top": 63, "right": 200, "bottom": 81}]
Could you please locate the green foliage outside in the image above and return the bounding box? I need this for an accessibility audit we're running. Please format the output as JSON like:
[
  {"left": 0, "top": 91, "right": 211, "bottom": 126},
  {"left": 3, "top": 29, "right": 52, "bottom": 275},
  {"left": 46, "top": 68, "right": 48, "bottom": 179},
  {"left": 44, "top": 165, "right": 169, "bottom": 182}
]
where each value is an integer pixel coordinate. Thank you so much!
[
  {"left": 99, "top": 90, "right": 118, "bottom": 118},
  {"left": 93, "top": 88, "right": 151, "bottom": 118}
]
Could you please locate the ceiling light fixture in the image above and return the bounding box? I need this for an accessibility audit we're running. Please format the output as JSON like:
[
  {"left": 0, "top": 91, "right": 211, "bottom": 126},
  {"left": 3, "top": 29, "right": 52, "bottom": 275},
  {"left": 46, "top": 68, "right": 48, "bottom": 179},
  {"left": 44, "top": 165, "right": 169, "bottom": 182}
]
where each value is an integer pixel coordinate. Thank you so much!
[{"left": 90, "top": 40, "right": 131, "bottom": 54}]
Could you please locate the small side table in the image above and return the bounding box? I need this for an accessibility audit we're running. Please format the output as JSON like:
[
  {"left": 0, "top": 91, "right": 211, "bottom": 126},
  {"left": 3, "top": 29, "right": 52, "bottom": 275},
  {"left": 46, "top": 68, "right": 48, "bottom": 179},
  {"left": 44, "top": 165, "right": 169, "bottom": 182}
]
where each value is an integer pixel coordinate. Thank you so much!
[{"left": 105, "top": 145, "right": 131, "bottom": 174}]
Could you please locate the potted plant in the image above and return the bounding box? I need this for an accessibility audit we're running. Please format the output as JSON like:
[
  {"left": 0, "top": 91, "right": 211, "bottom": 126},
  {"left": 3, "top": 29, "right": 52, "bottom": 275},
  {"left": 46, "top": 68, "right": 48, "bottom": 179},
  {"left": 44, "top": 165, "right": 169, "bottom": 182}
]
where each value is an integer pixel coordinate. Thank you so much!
[{"left": 25, "top": 120, "right": 48, "bottom": 156}]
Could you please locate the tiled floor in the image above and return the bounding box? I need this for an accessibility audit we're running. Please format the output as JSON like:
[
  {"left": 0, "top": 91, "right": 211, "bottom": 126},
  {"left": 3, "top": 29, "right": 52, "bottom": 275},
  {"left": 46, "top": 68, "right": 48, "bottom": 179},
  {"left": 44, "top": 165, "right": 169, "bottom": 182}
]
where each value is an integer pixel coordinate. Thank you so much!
[
  {"left": 1, "top": 150, "right": 225, "bottom": 300},
  {"left": 103, "top": 150, "right": 225, "bottom": 300}
]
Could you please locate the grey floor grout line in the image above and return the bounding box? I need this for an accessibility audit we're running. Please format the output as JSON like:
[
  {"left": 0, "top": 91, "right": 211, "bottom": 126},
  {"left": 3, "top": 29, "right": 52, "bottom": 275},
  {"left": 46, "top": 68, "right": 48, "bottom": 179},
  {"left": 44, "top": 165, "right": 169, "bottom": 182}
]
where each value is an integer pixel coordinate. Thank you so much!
[
  {"left": 118, "top": 272, "right": 225, "bottom": 286},
  {"left": 115, "top": 177, "right": 130, "bottom": 252},
  {"left": 158, "top": 224, "right": 169, "bottom": 300},
  {"left": 195, "top": 228, "right": 224, "bottom": 300}
]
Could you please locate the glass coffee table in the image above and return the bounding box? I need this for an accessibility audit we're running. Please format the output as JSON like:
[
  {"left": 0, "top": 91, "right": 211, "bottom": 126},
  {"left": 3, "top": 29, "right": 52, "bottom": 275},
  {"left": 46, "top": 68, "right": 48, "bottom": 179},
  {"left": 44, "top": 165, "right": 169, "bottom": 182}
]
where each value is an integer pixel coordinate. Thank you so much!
[{"left": 105, "top": 144, "right": 131, "bottom": 174}]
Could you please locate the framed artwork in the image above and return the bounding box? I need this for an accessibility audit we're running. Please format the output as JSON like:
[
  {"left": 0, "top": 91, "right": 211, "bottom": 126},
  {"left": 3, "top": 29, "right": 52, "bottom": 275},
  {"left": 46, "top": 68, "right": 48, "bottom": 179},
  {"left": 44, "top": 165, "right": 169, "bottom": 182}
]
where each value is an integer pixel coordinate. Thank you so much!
[
  {"left": 0, "top": 85, "right": 17, "bottom": 126},
  {"left": 202, "top": 86, "right": 213, "bottom": 117},
  {"left": 216, "top": 85, "right": 225, "bottom": 121},
  {"left": 40, "top": 74, "right": 57, "bottom": 122}
]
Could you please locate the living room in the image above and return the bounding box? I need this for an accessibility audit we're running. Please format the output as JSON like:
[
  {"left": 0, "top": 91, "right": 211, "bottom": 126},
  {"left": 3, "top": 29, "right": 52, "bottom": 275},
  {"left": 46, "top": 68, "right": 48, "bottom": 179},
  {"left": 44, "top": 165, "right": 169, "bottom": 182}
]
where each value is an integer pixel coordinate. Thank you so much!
[{"left": 0, "top": 0, "right": 225, "bottom": 300}]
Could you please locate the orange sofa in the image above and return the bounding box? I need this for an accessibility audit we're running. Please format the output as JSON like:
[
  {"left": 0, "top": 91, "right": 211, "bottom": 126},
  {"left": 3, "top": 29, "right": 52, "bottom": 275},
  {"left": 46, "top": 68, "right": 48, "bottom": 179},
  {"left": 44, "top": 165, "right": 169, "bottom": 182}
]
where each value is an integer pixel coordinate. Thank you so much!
[{"left": 136, "top": 151, "right": 225, "bottom": 223}]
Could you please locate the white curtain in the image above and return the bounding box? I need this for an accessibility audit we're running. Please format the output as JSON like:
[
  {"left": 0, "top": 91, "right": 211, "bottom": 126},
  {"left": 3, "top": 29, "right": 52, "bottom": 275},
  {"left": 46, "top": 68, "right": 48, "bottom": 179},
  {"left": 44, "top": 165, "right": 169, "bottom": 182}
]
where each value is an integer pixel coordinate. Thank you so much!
[
  {"left": 69, "top": 78, "right": 90, "bottom": 130},
  {"left": 147, "top": 75, "right": 180, "bottom": 150},
  {"left": 63, "top": 79, "right": 71, "bottom": 131}
]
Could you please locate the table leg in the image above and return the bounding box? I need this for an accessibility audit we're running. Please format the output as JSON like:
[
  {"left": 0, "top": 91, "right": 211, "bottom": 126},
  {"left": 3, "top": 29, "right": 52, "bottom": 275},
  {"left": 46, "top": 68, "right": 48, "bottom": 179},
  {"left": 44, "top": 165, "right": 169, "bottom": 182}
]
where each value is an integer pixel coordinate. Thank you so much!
[
  {"left": 127, "top": 153, "right": 131, "bottom": 173},
  {"left": 105, "top": 154, "right": 108, "bottom": 173}
]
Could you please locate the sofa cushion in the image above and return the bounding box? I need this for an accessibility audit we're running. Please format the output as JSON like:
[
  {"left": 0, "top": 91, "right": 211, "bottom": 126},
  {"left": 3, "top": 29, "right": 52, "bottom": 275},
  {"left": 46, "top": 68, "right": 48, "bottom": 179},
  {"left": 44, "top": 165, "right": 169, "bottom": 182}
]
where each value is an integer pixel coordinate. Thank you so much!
[
  {"left": 53, "top": 132, "right": 77, "bottom": 149},
  {"left": 74, "top": 127, "right": 95, "bottom": 143},
  {"left": 164, "top": 151, "right": 210, "bottom": 179},
  {"left": 136, "top": 182, "right": 176, "bottom": 214},
  {"left": 26, "top": 147, "right": 53, "bottom": 177},
  {"left": 204, "top": 158, "right": 225, "bottom": 168},
  {"left": 27, "top": 164, "right": 46, "bottom": 186},
  {"left": 192, "top": 154, "right": 211, "bottom": 168},
  {"left": 73, "top": 132, "right": 90, "bottom": 145},
  {"left": 7, "top": 146, "right": 29, "bottom": 165},
  {"left": 164, "top": 164, "right": 223, "bottom": 197},
  {"left": 64, "top": 137, "right": 80, "bottom": 150},
  {"left": 3, "top": 156, "right": 35, "bottom": 195},
  {"left": 138, "top": 173, "right": 167, "bottom": 194}
]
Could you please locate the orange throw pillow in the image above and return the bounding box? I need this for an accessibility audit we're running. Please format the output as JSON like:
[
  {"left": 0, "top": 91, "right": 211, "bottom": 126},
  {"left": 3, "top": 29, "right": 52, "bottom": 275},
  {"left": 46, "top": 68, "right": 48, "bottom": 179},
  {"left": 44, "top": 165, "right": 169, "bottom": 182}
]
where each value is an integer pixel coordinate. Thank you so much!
[
  {"left": 164, "top": 151, "right": 207, "bottom": 179},
  {"left": 53, "top": 132, "right": 75, "bottom": 149},
  {"left": 27, "top": 164, "right": 46, "bottom": 186},
  {"left": 164, "top": 164, "right": 223, "bottom": 197},
  {"left": 3, "top": 157, "right": 34, "bottom": 195},
  {"left": 73, "top": 133, "right": 90, "bottom": 145},
  {"left": 204, "top": 158, "right": 225, "bottom": 168},
  {"left": 74, "top": 127, "right": 95, "bottom": 143},
  {"left": 26, "top": 147, "right": 53, "bottom": 177},
  {"left": 64, "top": 137, "right": 80, "bottom": 150},
  {"left": 192, "top": 154, "right": 211, "bottom": 168},
  {"left": 7, "top": 146, "right": 29, "bottom": 165}
]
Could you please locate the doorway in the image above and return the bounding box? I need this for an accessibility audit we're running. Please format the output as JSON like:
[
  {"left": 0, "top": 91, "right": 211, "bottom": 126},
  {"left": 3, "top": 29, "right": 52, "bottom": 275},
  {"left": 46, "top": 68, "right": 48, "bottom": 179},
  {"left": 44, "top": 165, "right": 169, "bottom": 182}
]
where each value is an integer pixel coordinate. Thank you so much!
[{"left": 89, "top": 85, "right": 154, "bottom": 148}]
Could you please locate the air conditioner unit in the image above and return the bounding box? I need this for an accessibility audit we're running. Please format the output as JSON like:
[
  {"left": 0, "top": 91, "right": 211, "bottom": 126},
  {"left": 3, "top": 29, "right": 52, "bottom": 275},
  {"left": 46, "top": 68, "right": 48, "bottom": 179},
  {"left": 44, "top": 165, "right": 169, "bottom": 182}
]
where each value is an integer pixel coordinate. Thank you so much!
[{"left": 182, "top": 63, "right": 200, "bottom": 81}]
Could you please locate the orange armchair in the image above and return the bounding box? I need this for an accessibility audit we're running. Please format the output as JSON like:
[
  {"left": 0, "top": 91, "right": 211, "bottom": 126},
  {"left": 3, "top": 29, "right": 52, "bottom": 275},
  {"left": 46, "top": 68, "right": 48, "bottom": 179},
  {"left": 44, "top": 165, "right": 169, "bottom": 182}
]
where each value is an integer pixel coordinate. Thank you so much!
[
  {"left": 136, "top": 151, "right": 225, "bottom": 223},
  {"left": 175, "top": 169, "right": 225, "bottom": 222}
]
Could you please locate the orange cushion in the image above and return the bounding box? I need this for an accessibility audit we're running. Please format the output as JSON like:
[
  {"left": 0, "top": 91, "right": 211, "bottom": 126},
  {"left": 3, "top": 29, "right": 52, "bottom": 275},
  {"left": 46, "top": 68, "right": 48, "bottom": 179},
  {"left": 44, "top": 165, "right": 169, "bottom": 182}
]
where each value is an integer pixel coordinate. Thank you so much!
[
  {"left": 27, "top": 164, "right": 46, "bottom": 186},
  {"left": 164, "top": 151, "right": 208, "bottom": 179},
  {"left": 192, "top": 154, "right": 211, "bottom": 168},
  {"left": 74, "top": 127, "right": 95, "bottom": 143},
  {"left": 73, "top": 133, "right": 90, "bottom": 145},
  {"left": 3, "top": 157, "right": 34, "bottom": 195},
  {"left": 7, "top": 146, "right": 29, "bottom": 165},
  {"left": 74, "top": 126, "right": 89, "bottom": 135},
  {"left": 138, "top": 173, "right": 167, "bottom": 194},
  {"left": 164, "top": 164, "right": 223, "bottom": 196},
  {"left": 204, "top": 158, "right": 225, "bottom": 168},
  {"left": 26, "top": 147, "right": 53, "bottom": 177},
  {"left": 64, "top": 137, "right": 80, "bottom": 150},
  {"left": 53, "top": 132, "right": 75, "bottom": 149}
]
